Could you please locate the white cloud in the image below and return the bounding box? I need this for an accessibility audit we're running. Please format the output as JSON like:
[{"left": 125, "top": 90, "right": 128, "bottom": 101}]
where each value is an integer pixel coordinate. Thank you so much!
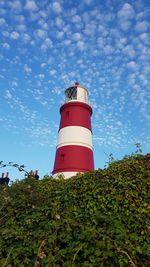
[
  {"left": 14, "top": 15, "right": 25, "bottom": 23},
  {"left": 72, "top": 15, "right": 81, "bottom": 24},
  {"left": 35, "top": 29, "right": 47, "bottom": 39},
  {"left": 98, "top": 25, "right": 108, "bottom": 37},
  {"left": 2, "top": 31, "right": 9, "bottom": 37},
  {"left": 52, "top": 86, "right": 62, "bottom": 95},
  {"left": 135, "top": 20, "right": 149, "bottom": 32},
  {"left": 124, "top": 45, "right": 135, "bottom": 58},
  {"left": 116, "top": 38, "right": 127, "bottom": 49},
  {"left": 127, "top": 61, "right": 138, "bottom": 70},
  {"left": 118, "top": 3, "right": 135, "bottom": 20},
  {"left": 12, "top": 80, "right": 18, "bottom": 87},
  {"left": 72, "top": 32, "right": 82, "bottom": 41},
  {"left": 84, "top": 0, "right": 92, "bottom": 5},
  {"left": 136, "top": 12, "right": 145, "bottom": 20},
  {"left": 84, "top": 22, "right": 96, "bottom": 36},
  {"left": 64, "top": 39, "right": 71, "bottom": 46},
  {"left": 24, "top": 0, "right": 38, "bottom": 11},
  {"left": 39, "top": 10, "right": 48, "bottom": 19},
  {"left": 119, "top": 20, "right": 131, "bottom": 31},
  {"left": 41, "top": 63, "right": 46, "bottom": 68},
  {"left": 23, "top": 64, "right": 32, "bottom": 74},
  {"left": 52, "top": 2, "right": 62, "bottom": 13},
  {"left": 56, "top": 31, "right": 64, "bottom": 39},
  {"left": 38, "top": 20, "right": 48, "bottom": 30},
  {"left": 2, "top": 43, "right": 10, "bottom": 49},
  {"left": 97, "top": 37, "right": 105, "bottom": 48},
  {"left": 55, "top": 17, "right": 64, "bottom": 28},
  {"left": 9, "top": 0, "right": 22, "bottom": 11},
  {"left": 0, "top": 18, "right": 6, "bottom": 26},
  {"left": 49, "top": 69, "right": 56, "bottom": 75},
  {"left": 63, "top": 24, "right": 71, "bottom": 34},
  {"left": 118, "top": 8, "right": 134, "bottom": 31},
  {"left": 38, "top": 74, "right": 45, "bottom": 80},
  {"left": 10, "top": 31, "right": 20, "bottom": 40},
  {"left": 22, "top": 33, "right": 31, "bottom": 42},
  {"left": 5, "top": 90, "right": 12, "bottom": 99},
  {"left": 139, "top": 33, "right": 150, "bottom": 44},
  {"left": 104, "top": 45, "right": 114, "bottom": 55},
  {"left": 41, "top": 38, "right": 53, "bottom": 50},
  {"left": 139, "top": 74, "right": 148, "bottom": 86},
  {"left": 77, "top": 41, "right": 85, "bottom": 51},
  {"left": 44, "top": 38, "right": 53, "bottom": 47},
  {"left": 16, "top": 24, "right": 26, "bottom": 32},
  {"left": 0, "top": 1, "right": 5, "bottom": 7}
]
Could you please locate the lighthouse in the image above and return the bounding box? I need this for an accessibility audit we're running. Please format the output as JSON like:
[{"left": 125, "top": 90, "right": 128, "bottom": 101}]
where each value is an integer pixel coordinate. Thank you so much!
[{"left": 52, "top": 82, "right": 94, "bottom": 179}]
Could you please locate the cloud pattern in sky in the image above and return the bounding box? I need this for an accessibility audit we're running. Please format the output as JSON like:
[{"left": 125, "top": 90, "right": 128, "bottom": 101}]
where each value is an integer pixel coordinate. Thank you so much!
[{"left": 0, "top": 0, "right": 150, "bottom": 179}]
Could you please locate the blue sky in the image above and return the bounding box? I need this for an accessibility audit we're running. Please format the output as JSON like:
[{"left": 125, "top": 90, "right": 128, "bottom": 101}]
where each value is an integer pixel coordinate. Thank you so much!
[{"left": 0, "top": 0, "right": 150, "bottom": 181}]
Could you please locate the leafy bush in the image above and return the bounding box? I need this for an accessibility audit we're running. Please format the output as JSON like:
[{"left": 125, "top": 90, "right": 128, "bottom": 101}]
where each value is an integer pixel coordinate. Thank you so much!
[{"left": 0, "top": 154, "right": 149, "bottom": 266}]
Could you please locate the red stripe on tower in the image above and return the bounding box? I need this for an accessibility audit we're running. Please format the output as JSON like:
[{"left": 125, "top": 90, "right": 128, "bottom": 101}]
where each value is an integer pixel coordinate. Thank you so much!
[{"left": 52, "top": 82, "right": 94, "bottom": 179}]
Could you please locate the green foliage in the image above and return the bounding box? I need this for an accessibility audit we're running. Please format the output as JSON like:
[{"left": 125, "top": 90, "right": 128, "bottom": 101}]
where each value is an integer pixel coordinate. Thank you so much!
[{"left": 0, "top": 154, "right": 150, "bottom": 266}]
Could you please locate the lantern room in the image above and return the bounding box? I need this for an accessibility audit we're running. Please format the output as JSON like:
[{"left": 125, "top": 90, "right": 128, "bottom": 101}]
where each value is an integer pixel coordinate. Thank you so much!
[{"left": 65, "top": 82, "right": 89, "bottom": 104}]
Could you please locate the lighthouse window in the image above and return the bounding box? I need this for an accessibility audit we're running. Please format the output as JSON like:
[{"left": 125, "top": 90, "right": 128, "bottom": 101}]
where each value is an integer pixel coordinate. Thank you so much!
[
  {"left": 66, "top": 110, "right": 70, "bottom": 117},
  {"left": 66, "top": 86, "right": 77, "bottom": 100},
  {"left": 61, "top": 154, "right": 65, "bottom": 162}
]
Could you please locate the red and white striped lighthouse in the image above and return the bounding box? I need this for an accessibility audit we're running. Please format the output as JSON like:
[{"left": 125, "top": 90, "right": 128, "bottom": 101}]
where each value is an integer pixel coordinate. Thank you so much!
[{"left": 52, "top": 82, "right": 94, "bottom": 179}]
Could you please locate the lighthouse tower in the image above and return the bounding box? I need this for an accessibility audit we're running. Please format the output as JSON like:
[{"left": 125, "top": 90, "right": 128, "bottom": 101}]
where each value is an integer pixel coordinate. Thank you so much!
[{"left": 52, "top": 82, "right": 94, "bottom": 179}]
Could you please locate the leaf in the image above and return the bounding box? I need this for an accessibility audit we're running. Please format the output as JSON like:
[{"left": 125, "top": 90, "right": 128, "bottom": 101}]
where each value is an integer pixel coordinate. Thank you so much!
[
  {"left": 13, "top": 164, "right": 19, "bottom": 167},
  {"left": 20, "top": 165, "right": 25, "bottom": 168}
]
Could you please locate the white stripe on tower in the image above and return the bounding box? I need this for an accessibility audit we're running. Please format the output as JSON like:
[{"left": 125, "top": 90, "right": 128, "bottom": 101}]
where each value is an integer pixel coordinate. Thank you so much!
[
  {"left": 57, "top": 126, "right": 93, "bottom": 150},
  {"left": 53, "top": 172, "right": 78, "bottom": 179}
]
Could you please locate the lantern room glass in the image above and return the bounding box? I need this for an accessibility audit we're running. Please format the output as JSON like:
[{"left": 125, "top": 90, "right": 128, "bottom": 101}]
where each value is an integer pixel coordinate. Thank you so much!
[{"left": 65, "top": 86, "right": 77, "bottom": 101}]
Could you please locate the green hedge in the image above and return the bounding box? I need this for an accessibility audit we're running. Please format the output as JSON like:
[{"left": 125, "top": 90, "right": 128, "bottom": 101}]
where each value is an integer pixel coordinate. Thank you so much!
[{"left": 0, "top": 154, "right": 149, "bottom": 266}]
